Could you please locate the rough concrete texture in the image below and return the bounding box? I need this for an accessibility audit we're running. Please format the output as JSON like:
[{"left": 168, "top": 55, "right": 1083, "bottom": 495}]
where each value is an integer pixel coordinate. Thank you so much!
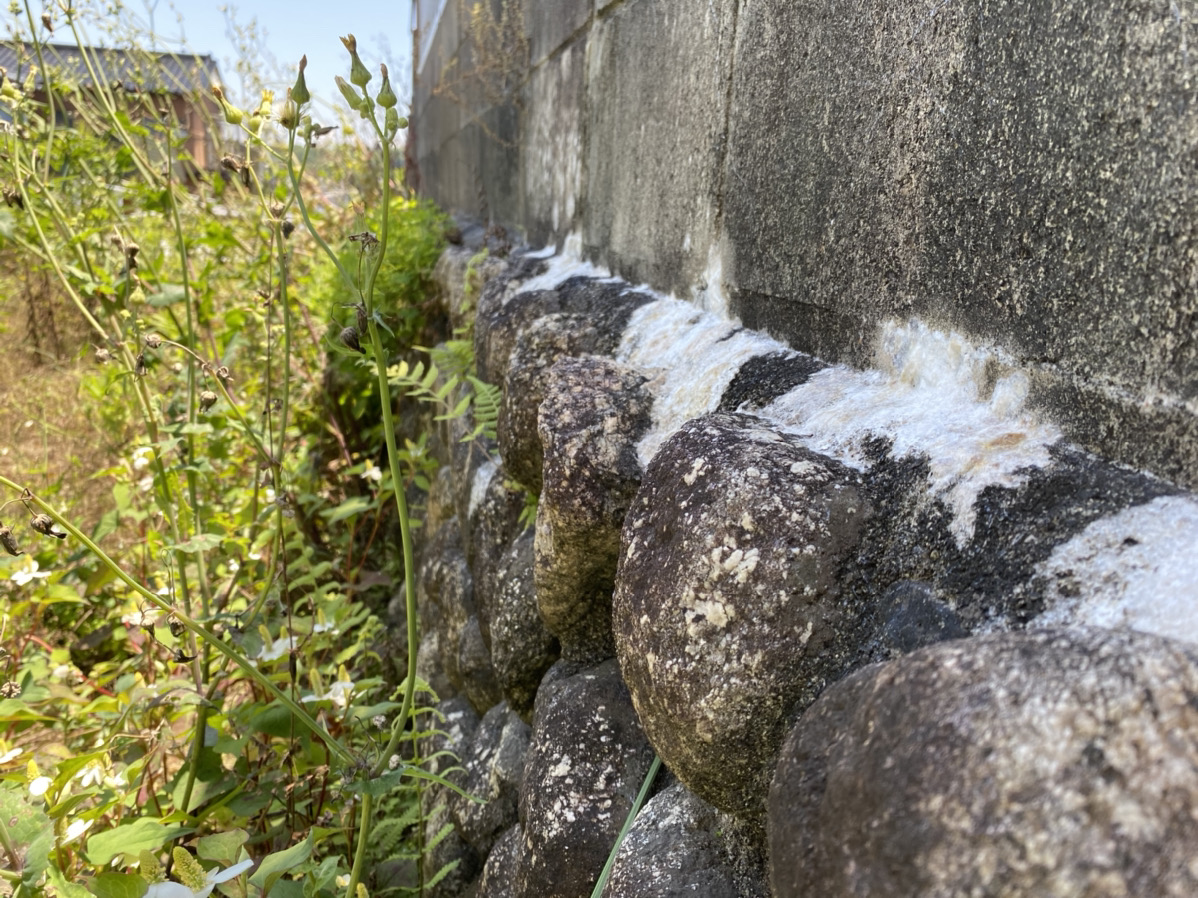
[
  {"left": 724, "top": 0, "right": 1198, "bottom": 486},
  {"left": 415, "top": 0, "right": 1198, "bottom": 489},
  {"left": 770, "top": 628, "right": 1198, "bottom": 897},
  {"left": 488, "top": 529, "right": 559, "bottom": 720},
  {"left": 523, "top": 38, "right": 585, "bottom": 244},
  {"left": 517, "top": 659, "right": 655, "bottom": 898},
  {"left": 583, "top": 0, "right": 737, "bottom": 299},
  {"left": 601, "top": 782, "right": 768, "bottom": 898},
  {"left": 613, "top": 413, "right": 871, "bottom": 818},
  {"left": 449, "top": 701, "right": 530, "bottom": 855},
  {"left": 535, "top": 357, "right": 653, "bottom": 663}
]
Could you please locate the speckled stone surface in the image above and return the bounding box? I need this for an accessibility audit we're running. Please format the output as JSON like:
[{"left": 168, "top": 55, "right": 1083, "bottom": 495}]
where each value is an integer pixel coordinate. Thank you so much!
[
  {"left": 601, "top": 782, "right": 768, "bottom": 898},
  {"left": 535, "top": 356, "right": 653, "bottom": 663},
  {"left": 613, "top": 413, "right": 871, "bottom": 818},
  {"left": 517, "top": 659, "right": 655, "bottom": 898},
  {"left": 769, "top": 627, "right": 1198, "bottom": 897}
]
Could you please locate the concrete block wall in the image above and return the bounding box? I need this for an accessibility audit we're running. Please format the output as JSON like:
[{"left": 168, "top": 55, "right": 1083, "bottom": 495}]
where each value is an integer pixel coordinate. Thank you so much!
[{"left": 409, "top": 0, "right": 1198, "bottom": 490}]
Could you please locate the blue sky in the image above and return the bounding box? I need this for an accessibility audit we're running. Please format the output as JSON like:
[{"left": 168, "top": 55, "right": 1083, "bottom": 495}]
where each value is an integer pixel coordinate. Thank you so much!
[{"left": 8, "top": 0, "right": 413, "bottom": 117}]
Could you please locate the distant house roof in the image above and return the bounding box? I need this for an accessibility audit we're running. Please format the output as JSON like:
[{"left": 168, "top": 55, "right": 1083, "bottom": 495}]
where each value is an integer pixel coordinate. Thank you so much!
[{"left": 0, "top": 41, "right": 222, "bottom": 95}]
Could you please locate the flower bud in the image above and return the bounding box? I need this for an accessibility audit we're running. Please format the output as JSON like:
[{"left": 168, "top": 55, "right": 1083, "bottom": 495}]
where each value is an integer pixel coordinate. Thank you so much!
[
  {"left": 211, "top": 85, "right": 243, "bottom": 125},
  {"left": 30, "top": 513, "right": 66, "bottom": 540},
  {"left": 290, "top": 55, "right": 311, "bottom": 107},
  {"left": 144, "top": 333, "right": 162, "bottom": 349},
  {"left": 335, "top": 76, "right": 363, "bottom": 112},
  {"left": 279, "top": 94, "right": 299, "bottom": 131},
  {"left": 0, "top": 522, "right": 23, "bottom": 556},
  {"left": 340, "top": 326, "right": 364, "bottom": 354},
  {"left": 341, "top": 34, "right": 371, "bottom": 87},
  {"left": 384, "top": 107, "right": 399, "bottom": 138},
  {"left": 377, "top": 64, "right": 397, "bottom": 109}
]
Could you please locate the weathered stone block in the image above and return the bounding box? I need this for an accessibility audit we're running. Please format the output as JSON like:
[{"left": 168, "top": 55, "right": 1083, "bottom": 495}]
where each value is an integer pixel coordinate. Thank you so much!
[
  {"left": 613, "top": 413, "right": 870, "bottom": 818},
  {"left": 770, "top": 628, "right": 1198, "bottom": 897}
]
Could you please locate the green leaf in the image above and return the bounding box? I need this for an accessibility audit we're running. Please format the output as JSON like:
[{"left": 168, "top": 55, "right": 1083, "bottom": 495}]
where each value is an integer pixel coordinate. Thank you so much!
[
  {"left": 0, "top": 780, "right": 53, "bottom": 890},
  {"left": 168, "top": 533, "right": 223, "bottom": 554},
  {"left": 319, "top": 496, "right": 374, "bottom": 524},
  {"left": 249, "top": 834, "right": 312, "bottom": 896},
  {"left": 90, "top": 873, "right": 150, "bottom": 898},
  {"left": 196, "top": 829, "right": 249, "bottom": 865},
  {"left": 48, "top": 865, "right": 97, "bottom": 898},
  {"left": 147, "top": 284, "right": 188, "bottom": 306},
  {"left": 86, "top": 819, "right": 193, "bottom": 866}
]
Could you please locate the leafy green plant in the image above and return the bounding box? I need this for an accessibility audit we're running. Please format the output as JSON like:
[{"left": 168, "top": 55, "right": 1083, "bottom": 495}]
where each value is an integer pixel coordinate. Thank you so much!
[{"left": 0, "top": 5, "right": 486, "bottom": 898}]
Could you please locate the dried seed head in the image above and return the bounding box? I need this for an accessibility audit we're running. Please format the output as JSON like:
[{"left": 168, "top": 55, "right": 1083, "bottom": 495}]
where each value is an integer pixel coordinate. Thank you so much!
[
  {"left": 135, "top": 352, "right": 148, "bottom": 377},
  {"left": 29, "top": 513, "right": 66, "bottom": 540},
  {"left": 199, "top": 390, "right": 218, "bottom": 412},
  {"left": 95, "top": 347, "right": 111, "bottom": 363},
  {"left": 219, "top": 154, "right": 244, "bottom": 174},
  {"left": 340, "top": 326, "right": 364, "bottom": 354},
  {"left": 347, "top": 230, "right": 379, "bottom": 252},
  {"left": 215, "top": 365, "right": 232, "bottom": 385},
  {"left": 144, "top": 333, "right": 162, "bottom": 349},
  {"left": 3, "top": 186, "right": 23, "bottom": 209},
  {"left": 40, "top": 12, "right": 52, "bottom": 32},
  {"left": 168, "top": 617, "right": 186, "bottom": 638},
  {"left": 281, "top": 220, "right": 295, "bottom": 239},
  {"left": 269, "top": 202, "right": 285, "bottom": 219},
  {"left": 0, "top": 681, "right": 18, "bottom": 698},
  {"left": 354, "top": 302, "right": 368, "bottom": 333},
  {"left": 310, "top": 122, "right": 336, "bottom": 140},
  {"left": 0, "top": 522, "right": 23, "bottom": 556}
]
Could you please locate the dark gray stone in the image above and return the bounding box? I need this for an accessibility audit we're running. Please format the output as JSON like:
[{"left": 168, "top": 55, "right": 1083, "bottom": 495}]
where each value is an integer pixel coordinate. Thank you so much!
[
  {"left": 839, "top": 441, "right": 1176, "bottom": 642},
  {"left": 433, "top": 244, "right": 510, "bottom": 333},
  {"left": 518, "top": 659, "right": 655, "bottom": 898},
  {"left": 467, "top": 463, "right": 527, "bottom": 647},
  {"left": 421, "top": 698, "right": 482, "bottom": 898},
  {"left": 499, "top": 313, "right": 604, "bottom": 493},
  {"left": 458, "top": 616, "right": 504, "bottom": 715},
  {"left": 535, "top": 357, "right": 653, "bottom": 663},
  {"left": 717, "top": 350, "right": 827, "bottom": 414},
  {"left": 450, "top": 701, "right": 531, "bottom": 855},
  {"left": 876, "top": 580, "right": 965, "bottom": 657},
  {"left": 489, "top": 529, "right": 559, "bottom": 720},
  {"left": 417, "top": 518, "right": 476, "bottom": 697},
  {"left": 769, "top": 628, "right": 1198, "bottom": 898},
  {"left": 474, "top": 824, "right": 523, "bottom": 898},
  {"left": 613, "top": 413, "right": 871, "bottom": 818},
  {"left": 601, "top": 782, "right": 768, "bottom": 898}
]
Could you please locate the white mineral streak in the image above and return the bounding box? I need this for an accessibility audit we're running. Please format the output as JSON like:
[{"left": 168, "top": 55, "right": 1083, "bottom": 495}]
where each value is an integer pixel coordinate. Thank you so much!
[
  {"left": 515, "top": 232, "right": 616, "bottom": 297},
  {"left": 1033, "top": 494, "right": 1198, "bottom": 643},
  {"left": 468, "top": 458, "right": 498, "bottom": 519},
  {"left": 511, "top": 242, "right": 1195, "bottom": 641},
  {"left": 617, "top": 298, "right": 782, "bottom": 466},
  {"left": 765, "top": 320, "right": 1061, "bottom": 544}
]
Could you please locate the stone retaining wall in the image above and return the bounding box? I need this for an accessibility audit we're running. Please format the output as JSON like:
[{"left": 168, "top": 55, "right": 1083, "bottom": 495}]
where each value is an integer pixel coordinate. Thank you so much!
[{"left": 407, "top": 244, "right": 1198, "bottom": 897}]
